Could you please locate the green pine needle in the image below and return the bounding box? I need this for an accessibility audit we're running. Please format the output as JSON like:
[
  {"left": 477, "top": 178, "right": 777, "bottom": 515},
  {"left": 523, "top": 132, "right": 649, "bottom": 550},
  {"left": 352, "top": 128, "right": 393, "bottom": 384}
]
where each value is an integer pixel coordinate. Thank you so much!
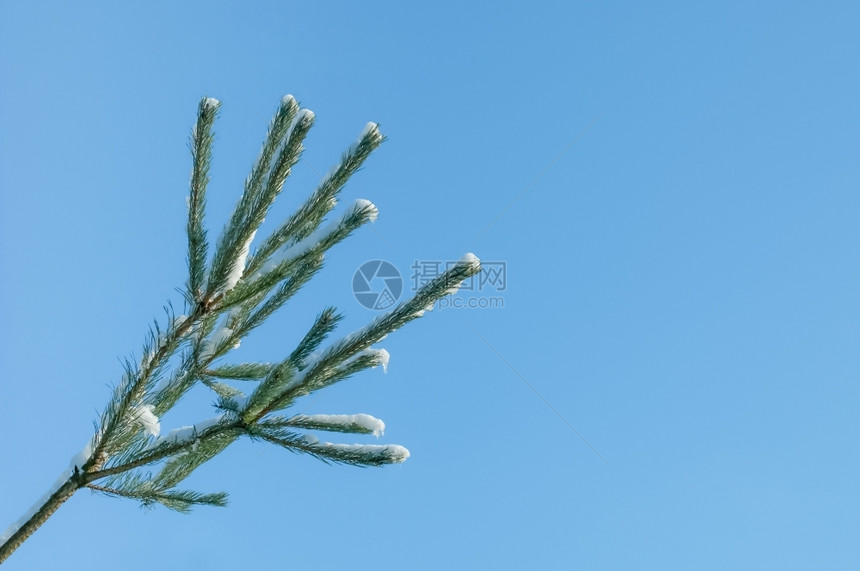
[
  {"left": 187, "top": 97, "right": 220, "bottom": 301},
  {"left": 205, "top": 363, "right": 275, "bottom": 381}
]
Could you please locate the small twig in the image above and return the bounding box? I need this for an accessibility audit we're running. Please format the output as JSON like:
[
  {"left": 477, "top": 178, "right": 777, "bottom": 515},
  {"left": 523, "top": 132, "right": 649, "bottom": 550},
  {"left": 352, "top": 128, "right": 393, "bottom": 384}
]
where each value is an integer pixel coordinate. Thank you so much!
[
  {"left": 0, "top": 478, "right": 79, "bottom": 564},
  {"left": 85, "top": 483, "right": 125, "bottom": 496}
]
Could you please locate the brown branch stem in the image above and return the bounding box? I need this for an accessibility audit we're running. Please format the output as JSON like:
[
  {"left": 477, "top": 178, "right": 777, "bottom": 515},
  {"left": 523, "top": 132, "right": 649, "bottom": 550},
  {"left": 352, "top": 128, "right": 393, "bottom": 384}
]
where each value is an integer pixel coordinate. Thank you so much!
[
  {"left": 0, "top": 417, "right": 243, "bottom": 564},
  {"left": 0, "top": 476, "right": 81, "bottom": 565}
]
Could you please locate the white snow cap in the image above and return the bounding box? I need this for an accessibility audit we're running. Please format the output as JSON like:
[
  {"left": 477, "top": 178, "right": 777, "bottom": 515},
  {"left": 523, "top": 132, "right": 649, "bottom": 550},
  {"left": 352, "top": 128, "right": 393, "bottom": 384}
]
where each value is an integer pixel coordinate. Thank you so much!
[
  {"left": 153, "top": 414, "right": 226, "bottom": 447},
  {"left": 132, "top": 405, "right": 161, "bottom": 437},
  {"left": 203, "top": 97, "right": 220, "bottom": 109},
  {"left": 69, "top": 439, "right": 94, "bottom": 471},
  {"left": 222, "top": 230, "right": 256, "bottom": 293},
  {"left": 414, "top": 303, "right": 436, "bottom": 317},
  {"left": 281, "top": 94, "right": 296, "bottom": 106},
  {"left": 201, "top": 326, "right": 238, "bottom": 360},
  {"left": 317, "top": 122, "right": 378, "bottom": 185},
  {"left": 353, "top": 199, "right": 379, "bottom": 222},
  {"left": 361, "top": 347, "right": 389, "bottom": 372},
  {"left": 375, "top": 348, "right": 390, "bottom": 373},
  {"left": 458, "top": 252, "right": 481, "bottom": 271},
  {"left": 296, "top": 108, "right": 315, "bottom": 123},
  {"left": 210, "top": 326, "right": 234, "bottom": 347},
  {"left": 361, "top": 121, "right": 380, "bottom": 138}
]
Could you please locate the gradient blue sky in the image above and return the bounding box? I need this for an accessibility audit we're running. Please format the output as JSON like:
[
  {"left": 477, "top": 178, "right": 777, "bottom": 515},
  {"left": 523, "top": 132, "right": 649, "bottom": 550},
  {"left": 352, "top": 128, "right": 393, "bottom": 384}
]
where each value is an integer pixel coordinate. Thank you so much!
[{"left": 2, "top": 2, "right": 859, "bottom": 569}]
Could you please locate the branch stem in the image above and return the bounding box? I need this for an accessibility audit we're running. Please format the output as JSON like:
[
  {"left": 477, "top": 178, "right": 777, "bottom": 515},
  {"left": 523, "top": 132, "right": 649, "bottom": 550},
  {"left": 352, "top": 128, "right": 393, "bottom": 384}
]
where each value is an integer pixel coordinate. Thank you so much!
[
  {"left": 0, "top": 417, "right": 242, "bottom": 564},
  {"left": 86, "top": 304, "right": 205, "bottom": 473},
  {"left": 85, "top": 420, "right": 243, "bottom": 482},
  {"left": 0, "top": 476, "right": 80, "bottom": 564}
]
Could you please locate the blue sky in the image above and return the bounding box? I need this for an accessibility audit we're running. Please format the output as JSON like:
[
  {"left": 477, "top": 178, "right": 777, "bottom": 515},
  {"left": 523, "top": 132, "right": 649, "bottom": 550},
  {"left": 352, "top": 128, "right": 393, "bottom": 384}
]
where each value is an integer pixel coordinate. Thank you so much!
[{"left": 1, "top": 1, "right": 859, "bottom": 569}]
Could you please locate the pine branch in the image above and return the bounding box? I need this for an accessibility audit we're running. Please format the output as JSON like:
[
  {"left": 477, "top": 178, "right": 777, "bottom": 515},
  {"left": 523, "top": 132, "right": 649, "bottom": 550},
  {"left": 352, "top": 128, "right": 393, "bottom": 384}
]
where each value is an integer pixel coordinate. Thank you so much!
[
  {"left": 288, "top": 307, "right": 343, "bottom": 368},
  {"left": 143, "top": 489, "right": 229, "bottom": 513},
  {"left": 187, "top": 97, "right": 220, "bottom": 301},
  {"left": 240, "top": 363, "right": 296, "bottom": 422},
  {"left": 207, "top": 99, "right": 313, "bottom": 297},
  {"left": 216, "top": 249, "right": 322, "bottom": 321},
  {"left": 150, "top": 349, "right": 201, "bottom": 416},
  {"left": 280, "top": 351, "right": 386, "bottom": 407},
  {"left": 87, "top": 310, "right": 200, "bottom": 471},
  {"left": 248, "top": 427, "right": 408, "bottom": 467},
  {"left": 245, "top": 122, "right": 384, "bottom": 276},
  {"left": 221, "top": 199, "right": 377, "bottom": 312},
  {"left": 205, "top": 363, "right": 275, "bottom": 381},
  {"left": 0, "top": 94, "right": 482, "bottom": 564},
  {"left": 253, "top": 255, "right": 481, "bottom": 417},
  {"left": 154, "top": 428, "right": 242, "bottom": 489},
  {"left": 234, "top": 254, "right": 325, "bottom": 337},
  {"left": 87, "top": 482, "right": 228, "bottom": 513},
  {"left": 271, "top": 413, "right": 385, "bottom": 436},
  {"left": 82, "top": 412, "right": 246, "bottom": 488},
  {"left": 0, "top": 476, "right": 80, "bottom": 564},
  {"left": 203, "top": 379, "right": 244, "bottom": 399},
  {"left": 243, "top": 95, "right": 300, "bottom": 215}
]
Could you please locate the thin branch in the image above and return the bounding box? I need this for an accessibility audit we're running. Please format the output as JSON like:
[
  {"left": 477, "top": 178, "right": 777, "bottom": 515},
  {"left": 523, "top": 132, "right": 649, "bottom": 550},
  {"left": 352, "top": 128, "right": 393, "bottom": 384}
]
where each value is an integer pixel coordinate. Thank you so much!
[{"left": 0, "top": 478, "right": 79, "bottom": 564}]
